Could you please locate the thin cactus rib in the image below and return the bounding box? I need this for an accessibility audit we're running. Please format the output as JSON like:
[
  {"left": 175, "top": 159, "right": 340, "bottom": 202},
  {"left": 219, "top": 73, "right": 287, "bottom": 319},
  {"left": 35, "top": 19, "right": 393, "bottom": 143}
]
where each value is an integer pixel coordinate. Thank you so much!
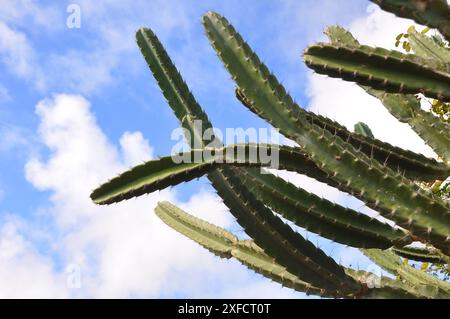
[
  {"left": 362, "top": 249, "right": 450, "bottom": 297},
  {"left": 202, "top": 11, "right": 450, "bottom": 253},
  {"left": 392, "top": 245, "right": 449, "bottom": 263},
  {"left": 303, "top": 43, "right": 450, "bottom": 102},
  {"left": 325, "top": 25, "right": 450, "bottom": 163},
  {"left": 370, "top": 0, "right": 450, "bottom": 42},
  {"left": 237, "top": 167, "right": 413, "bottom": 249}
]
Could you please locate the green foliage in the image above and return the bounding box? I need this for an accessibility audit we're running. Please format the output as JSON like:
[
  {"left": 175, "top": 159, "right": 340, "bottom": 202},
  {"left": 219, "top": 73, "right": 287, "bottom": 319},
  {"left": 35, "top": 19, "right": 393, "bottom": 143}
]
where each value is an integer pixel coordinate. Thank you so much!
[
  {"left": 370, "top": 0, "right": 450, "bottom": 42},
  {"left": 91, "top": 3, "right": 450, "bottom": 298},
  {"left": 354, "top": 122, "right": 374, "bottom": 138}
]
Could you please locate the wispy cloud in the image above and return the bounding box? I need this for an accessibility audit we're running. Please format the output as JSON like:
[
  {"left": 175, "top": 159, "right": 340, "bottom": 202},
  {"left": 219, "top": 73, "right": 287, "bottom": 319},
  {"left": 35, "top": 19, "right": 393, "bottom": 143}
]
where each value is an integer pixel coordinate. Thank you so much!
[{"left": 0, "top": 94, "right": 298, "bottom": 297}]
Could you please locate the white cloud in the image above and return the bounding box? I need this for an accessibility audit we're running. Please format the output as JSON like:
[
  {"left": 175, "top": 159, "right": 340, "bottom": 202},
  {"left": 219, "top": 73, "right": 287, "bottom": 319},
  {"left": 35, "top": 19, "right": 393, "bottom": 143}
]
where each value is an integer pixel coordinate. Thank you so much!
[
  {"left": 306, "top": 4, "right": 435, "bottom": 158},
  {"left": 0, "top": 84, "right": 10, "bottom": 104},
  {"left": 0, "top": 0, "right": 61, "bottom": 31},
  {"left": 0, "top": 21, "right": 36, "bottom": 79},
  {"left": 0, "top": 93, "right": 297, "bottom": 298},
  {"left": 0, "top": 219, "right": 68, "bottom": 298}
]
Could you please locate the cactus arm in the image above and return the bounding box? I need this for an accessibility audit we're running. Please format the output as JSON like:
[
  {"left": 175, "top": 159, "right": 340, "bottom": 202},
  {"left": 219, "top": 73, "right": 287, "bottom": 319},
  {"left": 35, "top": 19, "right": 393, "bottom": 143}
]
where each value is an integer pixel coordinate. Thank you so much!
[
  {"left": 238, "top": 167, "right": 412, "bottom": 249},
  {"left": 210, "top": 166, "right": 361, "bottom": 294},
  {"left": 392, "top": 245, "right": 450, "bottom": 263},
  {"left": 136, "top": 28, "right": 216, "bottom": 146},
  {"left": 155, "top": 201, "right": 236, "bottom": 258},
  {"left": 346, "top": 269, "right": 435, "bottom": 299},
  {"left": 230, "top": 240, "right": 336, "bottom": 298},
  {"left": 235, "top": 70, "right": 450, "bottom": 182},
  {"left": 90, "top": 152, "right": 220, "bottom": 205},
  {"left": 155, "top": 201, "right": 342, "bottom": 297},
  {"left": 303, "top": 43, "right": 450, "bottom": 102},
  {"left": 362, "top": 249, "right": 450, "bottom": 297},
  {"left": 135, "top": 28, "right": 361, "bottom": 292},
  {"left": 308, "top": 110, "right": 450, "bottom": 181},
  {"left": 89, "top": 143, "right": 327, "bottom": 205},
  {"left": 354, "top": 122, "right": 375, "bottom": 138},
  {"left": 407, "top": 28, "right": 450, "bottom": 68},
  {"left": 202, "top": 11, "right": 450, "bottom": 254},
  {"left": 367, "top": 89, "right": 450, "bottom": 163},
  {"left": 370, "top": 0, "right": 450, "bottom": 42},
  {"left": 325, "top": 26, "right": 450, "bottom": 163}
]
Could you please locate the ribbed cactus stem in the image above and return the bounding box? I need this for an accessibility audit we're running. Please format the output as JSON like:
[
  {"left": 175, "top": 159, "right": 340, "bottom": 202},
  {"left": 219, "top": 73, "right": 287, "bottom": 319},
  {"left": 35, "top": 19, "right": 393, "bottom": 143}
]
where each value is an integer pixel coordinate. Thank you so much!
[
  {"left": 370, "top": 0, "right": 450, "bottom": 42},
  {"left": 354, "top": 122, "right": 375, "bottom": 138},
  {"left": 202, "top": 11, "right": 450, "bottom": 254},
  {"left": 304, "top": 43, "right": 450, "bottom": 102},
  {"left": 324, "top": 25, "right": 450, "bottom": 164}
]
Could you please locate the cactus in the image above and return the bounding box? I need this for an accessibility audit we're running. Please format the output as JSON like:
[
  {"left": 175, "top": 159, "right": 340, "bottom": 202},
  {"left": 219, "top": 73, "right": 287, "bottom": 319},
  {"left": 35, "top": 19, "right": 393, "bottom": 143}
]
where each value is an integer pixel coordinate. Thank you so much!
[
  {"left": 369, "top": 0, "right": 450, "bottom": 42},
  {"left": 91, "top": 3, "right": 450, "bottom": 298},
  {"left": 304, "top": 43, "right": 450, "bottom": 102},
  {"left": 354, "top": 122, "right": 375, "bottom": 138},
  {"left": 323, "top": 25, "right": 450, "bottom": 164}
]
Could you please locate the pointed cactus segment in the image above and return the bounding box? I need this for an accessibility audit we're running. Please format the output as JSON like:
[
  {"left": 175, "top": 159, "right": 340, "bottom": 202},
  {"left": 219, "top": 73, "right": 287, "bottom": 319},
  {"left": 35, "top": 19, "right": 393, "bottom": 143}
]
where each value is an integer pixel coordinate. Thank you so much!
[
  {"left": 354, "top": 122, "right": 375, "bottom": 138},
  {"left": 392, "top": 245, "right": 449, "bottom": 263},
  {"left": 304, "top": 43, "right": 450, "bottom": 102},
  {"left": 407, "top": 28, "right": 450, "bottom": 70},
  {"left": 135, "top": 27, "right": 216, "bottom": 147},
  {"left": 155, "top": 201, "right": 236, "bottom": 258},
  {"left": 370, "top": 0, "right": 450, "bottom": 42},
  {"left": 208, "top": 167, "right": 361, "bottom": 294},
  {"left": 236, "top": 86, "right": 450, "bottom": 181},
  {"left": 325, "top": 25, "right": 450, "bottom": 163}
]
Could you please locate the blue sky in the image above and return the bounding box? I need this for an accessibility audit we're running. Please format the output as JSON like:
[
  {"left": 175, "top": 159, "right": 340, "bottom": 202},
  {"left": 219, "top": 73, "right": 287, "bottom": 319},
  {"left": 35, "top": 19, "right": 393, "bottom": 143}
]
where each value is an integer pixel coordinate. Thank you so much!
[{"left": 0, "top": 0, "right": 433, "bottom": 298}]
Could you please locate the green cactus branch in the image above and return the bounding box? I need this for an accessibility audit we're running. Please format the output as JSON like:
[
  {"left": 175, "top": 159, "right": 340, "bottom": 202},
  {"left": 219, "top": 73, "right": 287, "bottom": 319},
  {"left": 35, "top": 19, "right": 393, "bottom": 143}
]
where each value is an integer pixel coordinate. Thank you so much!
[
  {"left": 136, "top": 25, "right": 362, "bottom": 292},
  {"left": 156, "top": 201, "right": 429, "bottom": 298},
  {"left": 345, "top": 269, "right": 436, "bottom": 298},
  {"left": 362, "top": 248, "right": 450, "bottom": 297},
  {"left": 90, "top": 143, "right": 328, "bottom": 205},
  {"left": 89, "top": 9, "right": 450, "bottom": 298},
  {"left": 392, "top": 245, "right": 450, "bottom": 263},
  {"left": 370, "top": 0, "right": 450, "bottom": 42},
  {"left": 354, "top": 122, "right": 375, "bottom": 138},
  {"left": 211, "top": 166, "right": 362, "bottom": 294},
  {"left": 202, "top": 11, "right": 450, "bottom": 254},
  {"left": 303, "top": 43, "right": 450, "bottom": 102},
  {"left": 407, "top": 28, "right": 450, "bottom": 70},
  {"left": 366, "top": 88, "right": 450, "bottom": 163},
  {"left": 155, "top": 201, "right": 237, "bottom": 258},
  {"left": 324, "top": 25, "right": 450, "bottom": 163},
  {"left": 236, "top": 87, "right": 450, "bottom": 181},
  {"left": 156, "top": 201, "right": 338, "bottom": 297},
  {"left": 237, "top": 167, "right": 413, "bottom": 249}
]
